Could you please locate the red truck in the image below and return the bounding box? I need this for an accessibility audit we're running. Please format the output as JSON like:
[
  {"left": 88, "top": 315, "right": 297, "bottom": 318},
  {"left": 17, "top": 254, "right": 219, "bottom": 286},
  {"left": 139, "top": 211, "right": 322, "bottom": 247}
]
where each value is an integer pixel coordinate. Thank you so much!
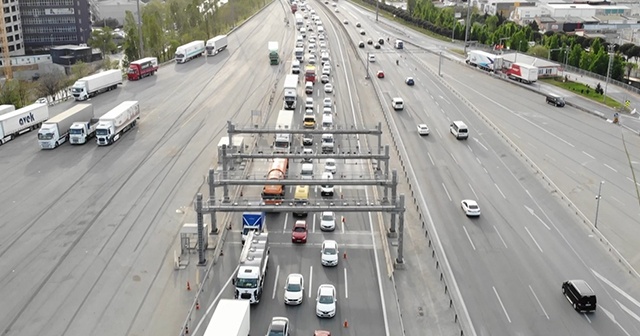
[
  {"left": 291, "top": 3, "right": 297, "bottom": 13},
  {"left": 127, "top": 57, "right": 158, "bottom": 81},
  {"left": 304, "top": 65, "right": 316, "bottom": 83}
]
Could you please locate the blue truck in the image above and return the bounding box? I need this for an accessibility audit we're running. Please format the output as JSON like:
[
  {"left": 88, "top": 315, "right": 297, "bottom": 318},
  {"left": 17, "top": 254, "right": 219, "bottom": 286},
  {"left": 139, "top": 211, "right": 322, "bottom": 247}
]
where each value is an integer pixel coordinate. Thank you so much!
[{"left": 242, "top": 212, "right": 265, "bottom": 243}]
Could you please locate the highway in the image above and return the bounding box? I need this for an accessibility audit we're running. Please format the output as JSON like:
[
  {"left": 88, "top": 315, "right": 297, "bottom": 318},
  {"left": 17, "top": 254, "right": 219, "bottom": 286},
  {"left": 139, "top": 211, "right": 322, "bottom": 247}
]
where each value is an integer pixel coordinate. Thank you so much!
[{"left": 331, "top": 1, "right": 640, "bottom": 336}]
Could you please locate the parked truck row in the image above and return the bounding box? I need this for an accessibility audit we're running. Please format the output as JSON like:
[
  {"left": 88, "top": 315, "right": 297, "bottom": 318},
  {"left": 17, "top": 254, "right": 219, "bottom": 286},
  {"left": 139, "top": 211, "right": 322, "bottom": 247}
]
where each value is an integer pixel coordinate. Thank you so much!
[
  {"left": 206, "top": 35, "right": 229, "bottom": 56},
  {"left": 38, "top": 104, "right": 93, "bottom": 149},
  {"left": 0, "top": 103, "right": 49, "bottom": 145}
]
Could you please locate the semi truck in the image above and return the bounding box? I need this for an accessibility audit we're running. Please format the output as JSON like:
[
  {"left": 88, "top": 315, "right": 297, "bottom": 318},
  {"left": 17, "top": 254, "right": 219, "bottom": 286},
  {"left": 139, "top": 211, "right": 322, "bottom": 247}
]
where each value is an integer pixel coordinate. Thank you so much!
[
  {"left": 242, "top": 212, "right": 265, "bottom": 243},
  {"left": 96, "top": 101, "right": 140, "bottom": 146},
  {"left": 71, "top": 70, "right": 122, "bottom": 101},
  {"left": 69, "top": 118, "right": 99, "bottom": 145},
  {"left": 37, "top": 104, "right": 93, "bottom": 149},
  {"left": 0, "top": 103, "right": 49, "bottom": 145},
  {"left": 466, "top": 50, "right": 503, "bottom": 72},
  {"left": 234, "top": 231, "right": 269, "bottom": 304},
  {"left": 283, "top": 74, "right": 298, "bottom": 110},
  {"left": 206, "top": 35, "right": 228, "bottom": 56},
  {"left": 304, "top": 64, "right": 316, "bottom": 83},
  {"left": 203, "top": 299, "right": 250, "bottom": 336},
  {"left": 268, "top": 41, "right": 279, "bottom": 65},
  {"left": 506, "top": 63, "right": 539, "bottom": 84},
  {"left": 0, "top": 104, "right": 15, "bottom": 115},
  {"left": 175, "top": 40, "right": 205, "bottom": 64},
  {"left": 127, "top": 57, "right": 158, "bottom": 81}
]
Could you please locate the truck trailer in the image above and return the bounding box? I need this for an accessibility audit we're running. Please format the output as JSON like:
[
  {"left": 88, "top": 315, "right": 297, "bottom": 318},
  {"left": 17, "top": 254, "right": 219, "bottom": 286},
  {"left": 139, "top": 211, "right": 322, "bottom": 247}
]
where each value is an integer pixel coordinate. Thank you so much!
[
  {"left": 234, "top": 231, "right": 269, "bottom": 304},
  {"left": 0, "top": 104, "right": 15, "bottom": 115},
  {"left": 268, "top": 41, "right": 279, "bottom": 65},
  {"left": 69, "top": 118, "right": 99, "bottom": 145},
  {"left": 38, "top": 104, "right": 93, "bottom": 149},
  {"left": 96, "top": 101, "right": 140, "bottom": 146},
  {"left": 203, "top": 299, "right": 250, "bottom": 336},
  {"left": 0, "top": 103, "right": 49, "bottom": 145},
  {"left": 206, "top": 35, "right": 228, "bottom": 56},
  {"left": 283, "top": 74, "right": 298, "bottom": 110},
  {"left": 466, "top": 50, "right": 503, "bottom": 72},
  {"left": 175, "top": 40, "right": 205, "bottom": 63},
  {"left": 242, "top": 212, "right": 265, "bottom": 243},
  {"left": 71, "top": 70, "right": 122, "bottom": 101},
  {"left": 127, "top": 57, "right": 158, "bottom": 81},
  {"left": 506, "top": 63, "right": 539, "bottom": 84}
]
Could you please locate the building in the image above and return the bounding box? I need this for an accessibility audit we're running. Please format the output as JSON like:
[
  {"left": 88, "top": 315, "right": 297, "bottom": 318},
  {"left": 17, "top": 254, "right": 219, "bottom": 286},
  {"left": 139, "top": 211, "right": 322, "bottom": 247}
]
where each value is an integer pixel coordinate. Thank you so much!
[
  {"left": 19, "top": 0, "right": 92, "bottom": 54},
  {"left": 500, "top": 52, "right": 560, "bottom": 77},
  {"left": 49, "top": 44, "right": 100, "bottom": 66},
  {"left": 1, "top": 0, "right": 25, "bottom": 56}
]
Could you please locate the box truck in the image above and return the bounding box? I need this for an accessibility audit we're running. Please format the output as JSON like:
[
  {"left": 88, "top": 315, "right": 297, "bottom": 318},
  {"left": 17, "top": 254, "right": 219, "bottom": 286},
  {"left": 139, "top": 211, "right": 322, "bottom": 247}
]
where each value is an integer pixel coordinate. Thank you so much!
[
  {"left": 283, "top": 74, "right": 298, "bottom": 110},
  {"left": 38, "top": 104, "right": 93, "bottom": 149},
  {"left": 466, "top": 50, "right": 503, "bottom": 72},
  {"left": 0, "top": 103, "right": 49, "bottom": 145},
  {"left": 269, "top": 41, "right": 279, "bottom": 65},
  {"left": 206, "top": 35, "right": 228, "bottom": 56},
  {"left": 127, "top": 57, "right": 158, "bottom": 81},
  {"left": 69, "top": 118, "right": 100, "bottom": 145},
  {"left": 71, "top": 70, "right": 122, "bottom": 101},
  {"left": 96, "top": 101, "right": 140, "bottom": 146},
  {"left": 506, "top": 63, "right": 539, "bottom": 84},
  {"left": 175, "top": 40, "right": 205, "bottom": 64},
  {"left": 203, "top": 299, "right": 250, "bottom": 336}
]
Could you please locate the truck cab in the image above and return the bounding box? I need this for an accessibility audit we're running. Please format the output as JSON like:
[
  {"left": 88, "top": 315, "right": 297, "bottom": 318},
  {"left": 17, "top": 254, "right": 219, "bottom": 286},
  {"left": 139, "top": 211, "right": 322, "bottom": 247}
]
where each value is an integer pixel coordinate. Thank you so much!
[{"left": 69, "top": 119, "right": 99, "bottom": 144}]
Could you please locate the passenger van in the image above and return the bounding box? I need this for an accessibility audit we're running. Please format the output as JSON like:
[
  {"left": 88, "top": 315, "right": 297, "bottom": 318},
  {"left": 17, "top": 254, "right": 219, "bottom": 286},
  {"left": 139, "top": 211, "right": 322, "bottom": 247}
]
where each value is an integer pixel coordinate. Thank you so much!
[
  {"left": 321, "top": 52, "right": 330, "bottom": 64},
  {"left": 562, "top": 280, "right": 597, "bottom": 312},
  {"left": 450, "top": 120, "right": 468, "bottom": 140},
  {"left": 293, "top": 185, "right": 310, "bottom": 217},
  {"left": 391, "top": 97, "right": 404, "bottom": 110},
  {"left": 321, "top": 113, "right": 333, "bottom": 129},
  {"left": 300, "top": 163, "right": 314, "bottom": 179}
]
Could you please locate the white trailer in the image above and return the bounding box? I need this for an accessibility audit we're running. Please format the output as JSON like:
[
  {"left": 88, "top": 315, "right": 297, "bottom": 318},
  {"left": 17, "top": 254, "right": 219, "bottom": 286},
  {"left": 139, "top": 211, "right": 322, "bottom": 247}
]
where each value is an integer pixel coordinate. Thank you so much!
[
  {"left": 466, "top": 50, "right": 502, "bottom": 72},
  {"left": 0, "top": 104, "right": 15, "bottom": 115},
  {"left": 0, "top": 103, "right": 49, "bottom": 145},
  {"left": 283, "top": 74, "right": 298, "bottom": 110},
  {"left": 506, "top": 62, "right": 539, "bottom": 84},
  {"left": 203, "top": 299, "right": 250, "bottom": 336},
  {"left": 175, "top": 40, "right": 205, "bottom": 63},
  {"left": 69, "top": 118, "right": 99, "bottom": 145},
  {"left": 96, "top": 101, "right": 140, "bottom": 146},
  {"left": 38, "top": 104, "right": 93, "bottom": 149},
  {"left": 71, "top": 70, "right": 122, "bottom": 101},
  {"left": 234, "top": 231, "right": 269, "bottom": 304},
  {"left": 206, "top": 35, "right": 228, "bottom": 56}
]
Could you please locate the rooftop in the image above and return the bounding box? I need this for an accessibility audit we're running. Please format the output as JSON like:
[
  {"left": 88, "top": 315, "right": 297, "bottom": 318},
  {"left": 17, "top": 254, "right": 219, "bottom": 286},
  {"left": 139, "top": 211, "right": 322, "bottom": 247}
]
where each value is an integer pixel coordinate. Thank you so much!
[{"left": 501, "top": 53, "right": 558, "bottom": 68}]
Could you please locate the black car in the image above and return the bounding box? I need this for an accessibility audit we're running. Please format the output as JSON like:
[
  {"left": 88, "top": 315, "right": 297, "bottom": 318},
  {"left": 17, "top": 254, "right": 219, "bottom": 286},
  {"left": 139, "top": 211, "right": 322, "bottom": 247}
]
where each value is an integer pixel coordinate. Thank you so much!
[
  {"left": 303, "top": 135, "right": 313, "bottom": 146},
  {"left": 378, "top": 38, "right": 384, "bottom": 45},
  {"left": 562, "top": 280, "right": 597, "bottom": 312},
  {"left": 374, "top": 43, "right": 381, "bottom": 49},
  {"left": 546, "top": 93, "right": 565, "bottom": 107},
  {"left": 360, "top": 30, "right": 366, "bottom": 35},
  {"left": 367, "top": 39, "right": 373, "bottom": 45},
  {"left": 405, "top": 77, "right": 415, "bottom": 86},
  {"left": 356, "top": 22, "right": 361, "bottom": 27},
  {"left": 358, "top": 41, "right": 365, "bottom": 48}
]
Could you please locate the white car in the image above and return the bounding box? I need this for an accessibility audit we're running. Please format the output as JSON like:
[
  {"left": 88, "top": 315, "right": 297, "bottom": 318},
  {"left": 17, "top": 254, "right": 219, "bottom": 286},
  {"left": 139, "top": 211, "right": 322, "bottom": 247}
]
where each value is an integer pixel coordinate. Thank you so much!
[
  {"left": 324, "top": 158, "right": 336, "bottom": 174},
  {"left": 321, "top": 240, "right": 339, "bottom": 266},
  {"left": 302, "top": 147, "right": 313, "bottom": 162},
  {"left": 461, "top": 199, "right": 481, "bottom": 217},
  {"left": 316, "top": 284, "right": 337, "bottom": 318},
  {"left": 284, "top": 273, "right": 304, "bottom": 305},
  {"left": 318, "top": 34, "right": 325, "bottom": 40},
  {"left": 334, "top": 7, "right": 339, "bottom": 12},
  {"left": 368, "top": 54, "right": 376, "bottom": 62},
  {"left": 309, "top": 43, "right": 317, "bottom": 51},
  {"left": 309, "top": 55, "right": 317, "bottom": 64},
  {"left": 267, "top": 317, "right": 290, "bottom": 336},
  {"left": 305, "top": 97, "right": 314, "bottom": 110},
  {"left": 417, "top": 124, "right": 430, "bottom": 135},
  {"left": 320, "top": 211, "right": 336, "bottom": 231},
  {"left": 319, "top": 41, "right": 327, "bottom": 49},
  {"left": 322, "top": 67, "right": 331, "bottom": 76},
  {"left": 321, "top": 74, "right": 330, "bottom": 84},
  {"left": 309, "top": 37, "right": 316, "bottom": 44},
  {"left": 323, "top": 97, "right": 332, "bottom": 108},
  {"left": 324, "top": 83, "right": 333, "bottom": 93}
]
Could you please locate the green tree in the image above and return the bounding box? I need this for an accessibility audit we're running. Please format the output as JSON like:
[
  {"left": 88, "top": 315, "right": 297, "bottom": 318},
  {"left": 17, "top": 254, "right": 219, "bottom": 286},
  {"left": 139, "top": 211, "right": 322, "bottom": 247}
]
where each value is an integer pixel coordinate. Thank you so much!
[
  {"left": 71, "top": 61, "right": 91, "bottom": 79},
  {"left": 568, "top": 44, "right": 583, "bottom": 67},
  {"left": 527, "top": 45, "right": 548, "bottom": 58},
  {"left": 34, "top": 71, "right": 68, "bottom": 103},
  {"left": 407, "top": 0, "right": 416, "bottom": 15},
  {"left": 589, "top": 49, "right": 608, "bottom": 75},
  {"left": 123, "top": 10, "right": 141, "bottom": 65},
  {"left": 88, "top": 27, "right": 117, "bottom": 56}
]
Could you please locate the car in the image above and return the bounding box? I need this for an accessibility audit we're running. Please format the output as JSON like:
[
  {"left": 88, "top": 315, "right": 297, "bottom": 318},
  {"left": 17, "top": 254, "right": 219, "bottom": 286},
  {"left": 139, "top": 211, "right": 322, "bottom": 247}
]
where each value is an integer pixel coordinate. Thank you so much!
[
  {"left": 267, "top": 317, "right": 290, "bottom": 336},
  {"left": 309, "top": 37, "right": 316, "bottom": 44},
  {"left": 305, "top": 97, "right": 314, "bottom": 110},
  {"left": 360, "top": 29, "right": 365, "bottom": 35},
  {"left": 368, "top": 54, "right": 376, "bottom": 62},
  {"left": 562, "top": 280, "right": 597, "bottom": 312},
  {"left": 358, "top": 41, "right": 365, "bottom": 48},
  {"left": 334, "top": 8, "right": 339, "bottom": 12},
  {"left": 322, "top": 67, "right": 331, "bottom": 76},
  {"left": 320, "top": 211, "right": 336, "bottom": 231},
  {"left": 284, "top": 273, "right": 304, "bottom": 305},
  {"left": 319, "top": 41, "right": 327, "bottom": 49},
  {"left": 331, "top": 2, "right": 336, "bottom": 7},
  {"left": 309, "top": 55, "right": 317, "bottom": 64},
  {"left": 308, "top": 43, "right": 316, "bottom": 51},
  {"left": 314, "top": 331, "right": 331, "bottom": 336},
  {"left": 324, "top": 83, "right": 333, "bottom": 93},
  {"left": 374, "top": 43, "right": 381, "bottom": 49},
  {"left": 461, "top": 199, "right": 481, "bottom": 217},
  {"left": 309, "top": 33, "right": 317, "bottom": 40},
  {"left": 378, "top": 38, "right": 385, "bottom": 45},
  {"left": 321, "top": 75, "right": 329, "bottom": 84},
  {"left": 303, "top": 134, "right": 313, "bottom": 146},
  {"left": 302, "top": 147, "right": 313, "bottom": 162},
  {"left": 316, "top": 284, "right": 337, "bottom": 318},
  {"left": 318, "top": 33, "right": 325, "bottom": 40},
  {"left": 367, "top": 38, "right": 373, "bottom": 45},
  {"left": 324, "top": 158, "right": 336, "bottom": 174},
  {"left": 343, "top": 20, "right": 348, "bottom": 24},
  {"left": 356, "top": 22, "right": 361, "bottom": 27},
  {"left": 405, "top": 77, "right": 415, "bottom": 86},
  {"left": 321, "top": 240, "right": 339, "bottom": 266},
  {"left": 392, "top": 97, "right": 404, "bottom": 110},
  {"left": 377, "top": 70, "right": 384, "bottom": 78},
  {"left": 417, "top": 124, "right": 430, "bottom": 135},
  {"left": 308, "top": 26, "right": 314, "bottom": 31},
  {"left": 323, "top": 97, "right": 332, "bottom": 108},
  {"left": 35, "top": 97, "right": 48, "bottom": 104},
  {"left": 323, "top": 107, "right": 332, "bottom": 115},
  {"left": 292, "top": 220, "right": 308, "bottom": 243}
]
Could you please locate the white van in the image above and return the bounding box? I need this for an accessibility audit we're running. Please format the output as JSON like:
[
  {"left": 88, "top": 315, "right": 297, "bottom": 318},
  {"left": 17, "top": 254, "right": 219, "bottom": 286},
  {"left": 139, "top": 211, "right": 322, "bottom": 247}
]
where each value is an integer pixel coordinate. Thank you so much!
[
  {"left": 392, "top": 97, "right": 404, "bottom": 110},
  {"left": 321, "top": 52, "right": 330, "bottom": 64},
  {"left": 450, "top": 121, "right": 469, "bottom": 140},
  {"left": 321, "top": 113, "right": 333, "bottom": 129},
  {"left": 321, "top": 134, "right": 334, "bottom": 153},
  {"left": 301, "top": 163, "right": 314, "bottom": 179},
  {"left": 292, "top": 60, "right": 301, "bottom": 74}
]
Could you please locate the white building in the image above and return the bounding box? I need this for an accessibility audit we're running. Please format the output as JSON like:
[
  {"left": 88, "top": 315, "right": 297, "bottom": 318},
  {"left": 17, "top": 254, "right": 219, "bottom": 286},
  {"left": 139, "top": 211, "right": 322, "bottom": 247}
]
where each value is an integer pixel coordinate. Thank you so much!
[
  {"left": 1, "top": 0, "right": 25, "bottom": 56},
  {"left": 541, "top": 3, "right": 630, "bottom": 19}
]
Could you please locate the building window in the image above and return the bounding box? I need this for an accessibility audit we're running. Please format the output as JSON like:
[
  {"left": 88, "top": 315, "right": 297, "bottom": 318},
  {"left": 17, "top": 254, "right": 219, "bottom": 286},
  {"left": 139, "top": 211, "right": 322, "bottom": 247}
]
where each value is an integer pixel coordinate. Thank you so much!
[
  {"left": 16, "top": 44, "right": 20, "bottom": 49},
  {"left": 6, "top": 26, "right": 11, "bottom": 33},
  {"left": 8, "top": 45, "right": 14, "bottom": 51},
  {"left": 7, "top": 36, "right": 12, "bottom": 42},
  {"left": 14, "top": 34, "right": 18, "bottom": 40}
]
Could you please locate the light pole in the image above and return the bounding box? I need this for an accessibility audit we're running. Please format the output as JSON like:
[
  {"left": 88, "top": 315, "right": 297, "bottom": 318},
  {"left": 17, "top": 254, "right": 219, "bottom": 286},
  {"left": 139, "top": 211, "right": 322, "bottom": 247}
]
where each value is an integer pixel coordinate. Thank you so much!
[
  {"left": 136, "top": 0, "right": 144, "bottom": 58},
  {"left": 594, "top": 181, "right": 604, "bottom": 229},
  {"left": 463, "top": 0, "right": 472, "bottom": 55},
  {"left": 603, "top": 44, "right": 615, "bottom": 103}
]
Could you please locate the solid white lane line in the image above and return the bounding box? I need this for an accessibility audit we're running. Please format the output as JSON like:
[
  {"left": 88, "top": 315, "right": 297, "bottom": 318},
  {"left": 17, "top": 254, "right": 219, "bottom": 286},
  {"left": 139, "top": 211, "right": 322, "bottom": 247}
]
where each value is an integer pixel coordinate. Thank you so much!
[
  {"left": 525, "top": 227, "right": 543, "bottom": 253},
  {"left": 272, "top": 265, "right": 280, "bottom": 300},
  {"left": 463, "top": 226, "right": 476, "bottom": 251},
  {"left": 493, "top": 286, "right": 512, "bottom": 323},
  {"left": 493, "top": 225, "right": 508, "bottom": 249},
  {"left": 442, "top": 183, "right": 452, "bottom": 201},
  {"left": 494, "top": 183, "right": 506, "bottom": 199},
  {"left": 344, "top": 268, "right": 349, "bottom": 299},
  {"left": 312, "top": 212, "right": 316, "bottom": 233},
  {"left": 308, "top": 266, "right": 313, "bottom": 298},
  {"left": 529, "top": 285, "right": 549, "bottom": 319}
]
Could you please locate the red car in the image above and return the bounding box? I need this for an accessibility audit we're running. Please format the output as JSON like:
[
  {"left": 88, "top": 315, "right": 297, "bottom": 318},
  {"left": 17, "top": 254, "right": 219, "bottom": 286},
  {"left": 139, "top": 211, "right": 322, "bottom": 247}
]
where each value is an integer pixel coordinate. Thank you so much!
[
  {"left": 377, "top": 70, "right": 384, "bottom": 78},
  {"left": 314, "top": 331, "right": 331, "bottom": 336},
  {"left": 291, "top": 220, "right": 308, "bottom": 243}
]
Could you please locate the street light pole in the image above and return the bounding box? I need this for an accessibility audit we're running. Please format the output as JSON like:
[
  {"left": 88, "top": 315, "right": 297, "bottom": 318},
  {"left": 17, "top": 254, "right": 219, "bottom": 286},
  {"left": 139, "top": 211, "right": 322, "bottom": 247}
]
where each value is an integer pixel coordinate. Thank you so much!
[
  {"left": 136, "top": 0, "right": 144, "bottom": 58},
  {"left": 603, "top": 44, "right": 615, "bottom": 103},
  {"left": 594, "top": 181, "right": 604, "bottom": 229},
  {"left": 463, "top": 0, "right": 472, "bottom": 55}
]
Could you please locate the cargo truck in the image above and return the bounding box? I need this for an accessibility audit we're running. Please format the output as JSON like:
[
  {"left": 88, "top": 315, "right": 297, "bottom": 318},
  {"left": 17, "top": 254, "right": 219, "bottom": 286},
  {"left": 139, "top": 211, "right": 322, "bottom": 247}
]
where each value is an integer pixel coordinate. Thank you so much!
[
  {"left": 283, "top": 74, "right": 298, "bottom": 110},
  {"left": 291, "top": 2, "right": 297, "bottom": 13},
  {"left": 71, "top": 70, "right": 122, "bottom": 101},
  {"left": 506, "top": 63, "right": 539, "bottom": 84},
  {"left": 38, "top": 104, "right": 93, "bottom": 149},
  {"left": 304, "top": 65, "right": 316, "bottom": 83},
  {"left": 203, "top": 299, "right": 250, "bottom": 336},
  {"left": 127, "top": 57, "right": 158, "bottom": 81},
  {"left": 96, "top": 101, "right": 140, "bottom": 146},
  {"left": 466, "top": 50, "right": 503, "bottom": 72},
  {"left": 206, "top": 35, "right": 228, "bottom": 56},
  {"left": 242, "top": 212, "right": 265, "bottom": 243},
  {"left": 0, "top": 103, "right": 49, "bottom": 145},
  {"left": 0, "top": 104, "right": 15, "bottom": 115},
  {"left": 69, "top": 118, "right": 99, "bottom": 145},
  {"left": 268, "top": 41, "right": 279, "bottom": 65},
  {"left": 234, "top": 231, "right": 269, "bottom": 304},
  {"left": 175, "top": 40, "right": 205, "bottom": 63}
]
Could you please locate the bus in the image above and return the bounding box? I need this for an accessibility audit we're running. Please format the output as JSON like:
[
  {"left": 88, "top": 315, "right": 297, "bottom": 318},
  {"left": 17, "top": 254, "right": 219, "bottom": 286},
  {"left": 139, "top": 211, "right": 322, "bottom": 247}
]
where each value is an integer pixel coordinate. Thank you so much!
[
  {"left": 274, "top": 110, "right": 294, "bottom": 153},
  {"left": 262, "top": 158, "right": 289, "bottom": 205}
]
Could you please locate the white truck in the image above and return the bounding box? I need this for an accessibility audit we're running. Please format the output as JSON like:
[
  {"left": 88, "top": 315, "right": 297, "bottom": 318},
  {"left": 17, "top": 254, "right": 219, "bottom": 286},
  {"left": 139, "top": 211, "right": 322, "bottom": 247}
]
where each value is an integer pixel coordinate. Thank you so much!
[
  {"left": 466, "top": 50, "right": 503, "bottom": 72},
  {"left": 96, "top": 101, "right": 140, "bottom": 146},
  {"left": 71, "top": 69, "right": 122, "bottom": 101},
  {"left": 69, "top": 118, "right": 100, "bottom": 145},
  {"left": 0, "top": 103, "right": 49, "bottom": 145},
  {"left": 506, "top": 62, "right": 539, "bottom": 84},
  {"left": 0, "top": 104, "right": 15, "bottom": 115},
  {"left": 206, "top": 35, "right": 228, "bottom": 56},
  {"left": 234, "top": 231, "right": 269, "bottom": 304},
  {"left": 203, "top": 299, "right": 250, "bottom": 336},
  {"left": 175, "top": 40, "right": 205, "bottom": 63},
  {"left": 37, "top": 104, "right": 93, "bottom": 149},
  {"left": 283, "top": 74, "right": 298, "bottom": 110}
]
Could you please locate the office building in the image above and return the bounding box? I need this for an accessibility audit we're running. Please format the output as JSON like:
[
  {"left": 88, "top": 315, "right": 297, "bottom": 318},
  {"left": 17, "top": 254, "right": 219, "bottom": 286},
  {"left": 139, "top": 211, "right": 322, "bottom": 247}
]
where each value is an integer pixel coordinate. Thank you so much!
[{"left": 1, "top": 0, "right": 25, "bottom": 56}]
